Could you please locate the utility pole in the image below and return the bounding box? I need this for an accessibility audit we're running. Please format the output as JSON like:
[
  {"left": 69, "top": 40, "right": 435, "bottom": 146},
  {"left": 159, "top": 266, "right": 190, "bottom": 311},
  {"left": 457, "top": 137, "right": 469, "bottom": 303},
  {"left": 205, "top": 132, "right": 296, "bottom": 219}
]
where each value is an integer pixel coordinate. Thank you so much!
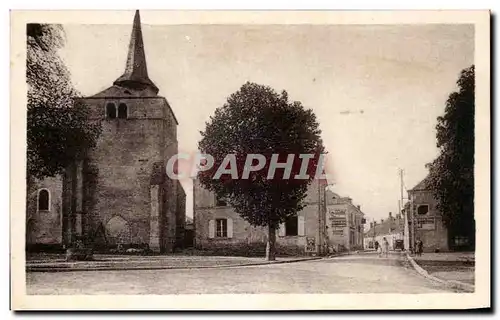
[
  {"left": 192, "top": 177, "right": 196, "bottom": 248},
  {"left": 317, "top": 178, "right": 322, "bottom": 255},
  {"left": 400, "top": 168, "right": 410, "bottom": 251},
  {"left": 410, "top": 193, "right": 416, "bottom": 253},
  {"left": 323, "top": 183, "right": 329, "bottom": 255},
  {"left": 400, "top": 169, "right": 404, "bottom": 220}
]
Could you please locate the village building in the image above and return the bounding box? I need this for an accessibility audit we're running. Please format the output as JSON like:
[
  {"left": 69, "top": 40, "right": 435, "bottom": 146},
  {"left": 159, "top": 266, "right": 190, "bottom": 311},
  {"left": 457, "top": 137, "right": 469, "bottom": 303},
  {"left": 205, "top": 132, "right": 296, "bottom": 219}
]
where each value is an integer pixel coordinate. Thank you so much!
[
  {"left": 363, "top": 212, "right": 404, "bottom": 251},
  {"left": 194, "top": 180, "right": 365, "bottom": 255},
  {"left": 405, "top": 176, "right": 449, "bottom": 252},
  {"left": 26, "top": 11, "right": 186, "bottom": 253},
  {"left": 324, "top": 190, "right": 366, "bottom": 251}
]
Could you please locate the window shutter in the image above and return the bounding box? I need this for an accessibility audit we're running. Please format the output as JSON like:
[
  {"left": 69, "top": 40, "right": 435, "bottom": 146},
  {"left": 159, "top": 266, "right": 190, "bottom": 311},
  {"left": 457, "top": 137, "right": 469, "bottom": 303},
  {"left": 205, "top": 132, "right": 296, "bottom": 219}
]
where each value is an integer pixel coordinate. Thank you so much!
[
  {"left": 208, "top": 219, "right": 215, "bottom": 239},
  {"left": 298, "top": 216, "right": 305, "bottom": 236},
  {"left": 278, "top": 223, "right": 285, "bottom": 237},
  {"left": 227, "top": 218, "right": 233, "bottom": 238}
]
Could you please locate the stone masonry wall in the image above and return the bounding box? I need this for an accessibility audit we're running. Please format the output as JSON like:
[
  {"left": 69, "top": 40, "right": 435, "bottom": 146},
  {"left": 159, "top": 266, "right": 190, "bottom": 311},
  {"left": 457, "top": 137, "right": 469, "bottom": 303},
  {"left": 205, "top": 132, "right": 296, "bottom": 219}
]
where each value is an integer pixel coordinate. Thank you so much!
[
  {"left": 175, "top": 181, "right": 186, "bottom": 250},
  {"left": 325, "top": 203, "right": 364, "bottom": 251},
  {"left": 194, "top": 180, "right": 322, "bottom": 256},
  {"left": 26, "top": 176, "right": 64, "bottom": 245},
  {"left": 194, "top": 205, "right": 320, "bottom": 256},
  {"left": 81, "top": 96, "right": 178, "bottom": 249},
  {"left": 410, "top": 189, "right": 449, "bottom": 252}
]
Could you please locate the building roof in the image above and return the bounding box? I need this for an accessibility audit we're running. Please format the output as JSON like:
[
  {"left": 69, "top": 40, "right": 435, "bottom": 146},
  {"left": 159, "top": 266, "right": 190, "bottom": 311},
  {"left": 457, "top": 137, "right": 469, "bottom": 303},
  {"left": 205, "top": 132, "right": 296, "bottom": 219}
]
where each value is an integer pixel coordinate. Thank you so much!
[
  {"left": 410, "top": 174, "right": 432, "bottom": 192},
  {"left": 325, "top": 189, "right": 341, "bottom": 200},
  {"left": 97, "top": 10, "right": 159, "bottom": 97},
  {"left": 325, "top": 189, "right": 364, "bottom": 215},
  {"left": 90, "top": 85, "right": 158, "bottom": 98},
  {"left": 364, "top": 217, "right": 404, "bottom": 237}
]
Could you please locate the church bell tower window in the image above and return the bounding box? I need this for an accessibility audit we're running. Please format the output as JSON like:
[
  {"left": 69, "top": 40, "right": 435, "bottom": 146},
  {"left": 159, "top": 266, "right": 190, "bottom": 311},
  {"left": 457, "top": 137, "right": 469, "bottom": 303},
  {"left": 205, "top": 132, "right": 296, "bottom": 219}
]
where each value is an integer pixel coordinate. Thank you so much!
[
  {"left": 106, "top": 103, "right": 117, "bottom": 119},
  {"left": 118, "top": 103, "right": 128, "bottom": 119}
]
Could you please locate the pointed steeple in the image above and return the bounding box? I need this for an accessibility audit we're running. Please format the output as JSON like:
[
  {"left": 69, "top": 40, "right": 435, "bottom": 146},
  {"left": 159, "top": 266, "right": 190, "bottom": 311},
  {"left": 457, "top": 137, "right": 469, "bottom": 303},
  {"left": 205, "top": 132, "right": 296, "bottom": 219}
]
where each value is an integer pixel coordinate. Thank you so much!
[{"left": 114, "top": 10, "right": 159, "bottom": 95}]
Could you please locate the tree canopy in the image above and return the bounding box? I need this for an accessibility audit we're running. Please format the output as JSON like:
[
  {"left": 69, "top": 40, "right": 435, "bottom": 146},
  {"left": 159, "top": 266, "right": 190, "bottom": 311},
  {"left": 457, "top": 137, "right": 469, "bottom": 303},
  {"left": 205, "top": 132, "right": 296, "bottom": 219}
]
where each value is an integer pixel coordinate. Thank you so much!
[
  {"left": 198, "top": 82, "right": 325, "bottom": 260},
  {"left": 427, "top": 65, "right": 475, "bottom": 248},
  {"left": 27, "top": 24, "right": 101, "bottom": 180}
]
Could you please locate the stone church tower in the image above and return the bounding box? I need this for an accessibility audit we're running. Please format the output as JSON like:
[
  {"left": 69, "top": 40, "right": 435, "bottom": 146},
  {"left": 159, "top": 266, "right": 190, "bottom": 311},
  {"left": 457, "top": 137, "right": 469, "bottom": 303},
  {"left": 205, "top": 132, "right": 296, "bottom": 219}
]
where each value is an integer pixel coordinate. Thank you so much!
[{"left": 26, "top": 11, "right": 186, "bottom": 253}]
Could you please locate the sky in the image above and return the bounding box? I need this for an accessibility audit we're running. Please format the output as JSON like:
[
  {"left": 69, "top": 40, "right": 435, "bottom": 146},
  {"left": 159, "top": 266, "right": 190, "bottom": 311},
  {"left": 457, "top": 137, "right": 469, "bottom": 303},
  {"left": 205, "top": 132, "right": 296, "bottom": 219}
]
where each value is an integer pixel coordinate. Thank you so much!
[{"left": 59, "top": 17, "right": 474, "bottom": 221}]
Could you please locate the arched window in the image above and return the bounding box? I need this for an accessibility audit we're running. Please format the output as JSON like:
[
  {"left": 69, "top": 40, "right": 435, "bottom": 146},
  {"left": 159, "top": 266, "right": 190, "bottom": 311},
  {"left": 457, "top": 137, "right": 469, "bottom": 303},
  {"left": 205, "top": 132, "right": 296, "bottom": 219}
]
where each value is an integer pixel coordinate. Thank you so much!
[
  {"left": 106, "top": 103, "right": 117, "bottom": 119},
  {"left": 118, "top": 103, "right": 127, "bottom": 119},
  {"left": 38, "top": 189, "right": 50, "bottom": 211}
]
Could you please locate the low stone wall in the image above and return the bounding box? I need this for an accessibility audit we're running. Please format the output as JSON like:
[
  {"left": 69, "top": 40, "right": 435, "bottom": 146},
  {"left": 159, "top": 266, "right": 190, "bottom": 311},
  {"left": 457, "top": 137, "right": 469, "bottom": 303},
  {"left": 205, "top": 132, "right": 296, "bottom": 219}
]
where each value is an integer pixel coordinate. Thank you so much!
[
  {"left": 26, "top": 243, "right": 66, "bottom": 253},
  {"left": 65, "top": 248, "right": 94, "bottom": 261},
  {"left": 195, "top": 241, "right": 308, "bottom": 257}
]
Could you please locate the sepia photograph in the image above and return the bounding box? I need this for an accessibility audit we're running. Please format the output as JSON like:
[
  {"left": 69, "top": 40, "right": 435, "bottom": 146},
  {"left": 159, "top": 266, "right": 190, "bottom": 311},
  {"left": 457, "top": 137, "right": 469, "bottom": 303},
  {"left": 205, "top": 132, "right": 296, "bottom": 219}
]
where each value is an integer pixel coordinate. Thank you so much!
[{"left": 10, "top": 9, "right": 490, "bottom": 310}]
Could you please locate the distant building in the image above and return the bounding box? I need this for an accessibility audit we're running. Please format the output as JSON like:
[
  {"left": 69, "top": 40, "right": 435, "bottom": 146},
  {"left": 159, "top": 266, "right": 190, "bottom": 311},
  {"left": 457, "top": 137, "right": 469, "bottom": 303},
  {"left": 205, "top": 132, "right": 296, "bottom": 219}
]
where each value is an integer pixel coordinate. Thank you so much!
[
  {"left": 363, "top": 212, "right": 404, "bottom": 251},
  {"left": 406, "top": 176, "right": 449, "bottom": 252},
  {"left": 324, "top": 191, "right": 365, "bottom": 251},
  {"left": 184, "top": 217, "right": 194, "bottom": 248}
]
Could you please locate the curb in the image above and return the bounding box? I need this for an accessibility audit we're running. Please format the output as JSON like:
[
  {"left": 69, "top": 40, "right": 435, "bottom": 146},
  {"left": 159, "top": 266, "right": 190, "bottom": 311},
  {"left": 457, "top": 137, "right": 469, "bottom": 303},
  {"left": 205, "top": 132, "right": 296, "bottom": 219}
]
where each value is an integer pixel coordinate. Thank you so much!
[
  {"left": 26, "top": 256, "right": 323, "bottom": 273},
  {"left": 405, "top": 253, "right": 475, "bottom": 293}
]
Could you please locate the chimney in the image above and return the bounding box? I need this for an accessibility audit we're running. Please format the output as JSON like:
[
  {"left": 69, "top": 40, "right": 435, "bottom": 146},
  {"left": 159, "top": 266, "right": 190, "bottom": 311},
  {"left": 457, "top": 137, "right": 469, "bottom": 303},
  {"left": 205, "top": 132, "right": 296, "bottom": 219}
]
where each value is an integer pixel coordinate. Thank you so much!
[
  {"left": 357, "top": 205, "right": 361, "bottom": 210},
  {"left": 389, "top": 212, "right": 393, "bottom": 220},
  {"left": 381, "top": 219, "right": 384, "bottom": 224}
]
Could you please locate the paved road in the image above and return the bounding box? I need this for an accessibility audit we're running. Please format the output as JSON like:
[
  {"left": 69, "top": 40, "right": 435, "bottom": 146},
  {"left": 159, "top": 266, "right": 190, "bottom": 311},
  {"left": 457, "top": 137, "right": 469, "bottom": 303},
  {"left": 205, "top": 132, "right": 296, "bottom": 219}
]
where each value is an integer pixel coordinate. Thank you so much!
[{"left": 26, "top": 253, "right": 453, "bottom": 294}]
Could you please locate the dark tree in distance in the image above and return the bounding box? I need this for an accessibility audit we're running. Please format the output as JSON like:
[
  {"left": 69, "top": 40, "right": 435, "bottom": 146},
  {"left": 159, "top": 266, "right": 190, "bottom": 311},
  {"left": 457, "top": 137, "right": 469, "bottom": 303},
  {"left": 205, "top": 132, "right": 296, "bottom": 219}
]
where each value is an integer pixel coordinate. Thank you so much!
[
  {"left": 27, "top": 24, "right": 101, "bottom": 181},
  {"left": 427, "top": 65, "right": 475, "bottom": 250},
  {"left": 198, "top": 82, "right": 325, "bottom": 260}
]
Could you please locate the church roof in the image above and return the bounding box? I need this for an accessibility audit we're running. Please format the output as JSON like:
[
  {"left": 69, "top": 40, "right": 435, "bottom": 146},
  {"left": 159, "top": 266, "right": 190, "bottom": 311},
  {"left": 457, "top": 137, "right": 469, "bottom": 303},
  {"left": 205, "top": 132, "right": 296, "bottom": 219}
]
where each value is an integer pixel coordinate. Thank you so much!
[
  {"left": 111, "top": 10, "right": 159, "bottom": 96},
  {"left": 91, "top": 85, "right": 159, "bottom": 98}
]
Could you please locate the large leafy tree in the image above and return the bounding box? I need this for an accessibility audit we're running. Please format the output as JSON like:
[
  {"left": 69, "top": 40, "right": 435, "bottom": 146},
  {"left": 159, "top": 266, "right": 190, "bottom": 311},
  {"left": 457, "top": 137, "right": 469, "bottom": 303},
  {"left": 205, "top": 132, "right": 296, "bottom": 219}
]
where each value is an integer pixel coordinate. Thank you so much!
[
  {"left": 198, "top": 82, "right": 325, "bottom": 260},
  {"left": 27, "top": 24, "right": 101, "bottom": 181},
  {"left": 427, "top": 65, "right": 475, "bottom": 249}
]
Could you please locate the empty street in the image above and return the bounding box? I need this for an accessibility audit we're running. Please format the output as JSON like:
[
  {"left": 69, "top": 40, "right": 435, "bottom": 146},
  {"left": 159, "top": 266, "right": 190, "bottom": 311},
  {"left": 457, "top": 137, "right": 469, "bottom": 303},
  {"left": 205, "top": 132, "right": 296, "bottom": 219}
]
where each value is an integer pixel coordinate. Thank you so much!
[{"left": 26, "top": 254, "right": 453, "bottom": 294}]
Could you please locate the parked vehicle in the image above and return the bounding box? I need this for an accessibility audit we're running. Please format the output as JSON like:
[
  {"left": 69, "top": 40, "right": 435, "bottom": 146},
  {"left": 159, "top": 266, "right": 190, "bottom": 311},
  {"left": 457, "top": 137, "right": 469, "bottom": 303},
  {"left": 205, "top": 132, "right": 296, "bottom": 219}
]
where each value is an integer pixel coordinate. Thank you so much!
[{"left": 394, "top": 239, "right": 404, "bottom": 251}]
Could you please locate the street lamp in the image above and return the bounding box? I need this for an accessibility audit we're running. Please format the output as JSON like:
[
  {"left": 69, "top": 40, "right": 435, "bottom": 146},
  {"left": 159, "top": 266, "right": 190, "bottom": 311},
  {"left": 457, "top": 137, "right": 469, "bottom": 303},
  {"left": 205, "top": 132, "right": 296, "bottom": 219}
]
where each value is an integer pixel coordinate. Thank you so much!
[{"left": 318, "top": 182, "right": 335, "bottom": 256}]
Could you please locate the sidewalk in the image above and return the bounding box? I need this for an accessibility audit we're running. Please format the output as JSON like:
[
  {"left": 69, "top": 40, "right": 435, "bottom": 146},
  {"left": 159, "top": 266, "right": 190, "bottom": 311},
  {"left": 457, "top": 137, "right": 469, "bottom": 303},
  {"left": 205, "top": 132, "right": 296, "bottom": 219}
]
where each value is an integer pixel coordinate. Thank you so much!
[
  {"left": 26, "top": 254, "right": 322, "bottom": 272},
  {"left": 407, "top": 252, "right": 475, "bottom": 292},
  {"left": 413, "top": 252, "right": 475, "bottom": 263},
  {"left": 413, "top": 252, "right": 475, "bottom": 284}
]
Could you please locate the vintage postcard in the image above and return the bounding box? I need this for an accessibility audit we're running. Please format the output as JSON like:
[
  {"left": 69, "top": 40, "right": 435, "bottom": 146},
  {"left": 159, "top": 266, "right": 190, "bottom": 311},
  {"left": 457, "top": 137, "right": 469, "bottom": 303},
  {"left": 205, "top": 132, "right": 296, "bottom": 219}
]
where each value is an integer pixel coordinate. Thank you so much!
[{"left": 11, "top": 10, "right": 490, "bottom": 310}]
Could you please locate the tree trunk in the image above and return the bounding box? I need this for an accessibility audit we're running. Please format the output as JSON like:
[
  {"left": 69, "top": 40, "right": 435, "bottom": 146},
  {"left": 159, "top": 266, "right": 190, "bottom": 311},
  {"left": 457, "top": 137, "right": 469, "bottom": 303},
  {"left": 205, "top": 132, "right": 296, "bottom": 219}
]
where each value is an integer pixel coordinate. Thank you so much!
[{"left": 266, "top": 224, "right": 276, "bottom": 261}]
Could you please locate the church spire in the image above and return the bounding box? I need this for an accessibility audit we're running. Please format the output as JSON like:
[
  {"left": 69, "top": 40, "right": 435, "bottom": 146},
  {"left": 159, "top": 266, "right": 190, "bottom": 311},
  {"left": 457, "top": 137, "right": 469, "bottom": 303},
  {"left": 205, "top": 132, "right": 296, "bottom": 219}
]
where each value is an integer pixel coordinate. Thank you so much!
[{"left": 114, "top": 10, "right": 159, "bottom": 95}]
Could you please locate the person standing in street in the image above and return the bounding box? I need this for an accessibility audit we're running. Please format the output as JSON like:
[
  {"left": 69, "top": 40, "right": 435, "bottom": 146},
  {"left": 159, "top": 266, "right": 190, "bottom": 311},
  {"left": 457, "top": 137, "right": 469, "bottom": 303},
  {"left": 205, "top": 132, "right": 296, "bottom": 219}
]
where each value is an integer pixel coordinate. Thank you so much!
[
  {"left": 417, "top": 239, "right": 424, "bottom": 256},
  {"left": 383, "top": 237, "right": 389, "bottom": 258}
]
